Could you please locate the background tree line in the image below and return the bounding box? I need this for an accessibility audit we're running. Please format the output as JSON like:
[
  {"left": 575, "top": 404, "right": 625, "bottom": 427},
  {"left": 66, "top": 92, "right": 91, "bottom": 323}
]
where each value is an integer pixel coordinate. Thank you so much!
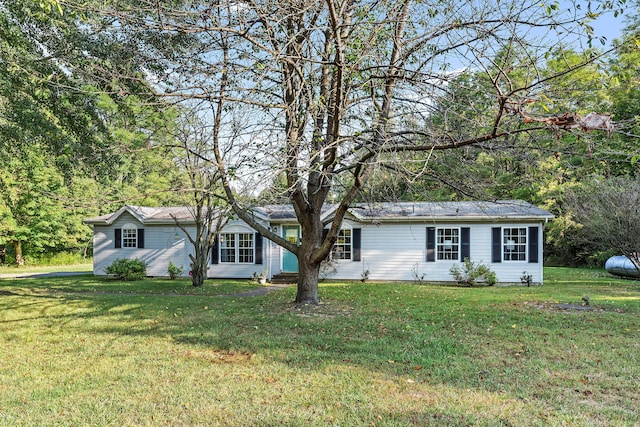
[{"left": 0, "top": 0, "right": 638, "bottom": 278}]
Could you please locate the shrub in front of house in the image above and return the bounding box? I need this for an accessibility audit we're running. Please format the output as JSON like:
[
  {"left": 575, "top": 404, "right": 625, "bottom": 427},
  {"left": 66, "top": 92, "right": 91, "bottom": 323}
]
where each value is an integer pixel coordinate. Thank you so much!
[
  {"left": 449, "top": 258, "right": 497, "bottom": 287},
  {"left": 167, "top": 261, "right": 184, "bottom": 279},
  {"left": 105, "top": 258, "right": 147, "bottom": 281}
]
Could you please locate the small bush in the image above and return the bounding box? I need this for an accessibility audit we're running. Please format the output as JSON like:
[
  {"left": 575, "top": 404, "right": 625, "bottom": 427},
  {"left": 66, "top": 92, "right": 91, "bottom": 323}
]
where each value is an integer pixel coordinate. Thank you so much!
[
  {"left": 411, "top": 263, "right": 427, "bottom": 284},
  {"left": 105, "top": 258, "right": 147, "bottom": 281},
  {"left": 449, "top": 258, "right": 497, "bottom": 287},
  {"left": 251, "top": 271, "right": 267, "bottom": 284},
  {"left": 520, "top": 271, "right": 533, "bottom": 287},
  {"left": 167, "top": 261, "right": 184, "bottom": 279},
  {"left": 360, "top": 268, "right": 370, "bottom": 283}
]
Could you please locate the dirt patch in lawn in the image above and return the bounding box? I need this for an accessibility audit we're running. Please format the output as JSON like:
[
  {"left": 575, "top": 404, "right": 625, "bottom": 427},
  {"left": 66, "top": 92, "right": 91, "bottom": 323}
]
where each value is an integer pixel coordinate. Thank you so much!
[
  {"left": 179, "top": 348, "right": 254, "bottom": 364},
  {"left": 522, "top": 301, "right": 624, "bottom": 313}
]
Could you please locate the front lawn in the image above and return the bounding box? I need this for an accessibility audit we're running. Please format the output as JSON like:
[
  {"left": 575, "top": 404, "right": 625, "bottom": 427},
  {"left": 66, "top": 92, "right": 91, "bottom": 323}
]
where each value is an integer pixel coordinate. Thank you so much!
[
  {"left": 0, "top": 261, "right": 93, "bottom": 276},
  {"left": 0, "top": 268, "right": 638, "bottom": 426}
]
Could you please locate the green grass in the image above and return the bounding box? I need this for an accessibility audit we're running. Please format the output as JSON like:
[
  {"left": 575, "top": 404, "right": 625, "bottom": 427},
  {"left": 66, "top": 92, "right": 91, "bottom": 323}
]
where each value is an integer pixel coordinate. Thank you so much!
[
  {"left": 0, "top": 268, "right": 638, "bottom": 426},
  {"left": 0, "top": 261, "right": 93, "bottom": 275}
]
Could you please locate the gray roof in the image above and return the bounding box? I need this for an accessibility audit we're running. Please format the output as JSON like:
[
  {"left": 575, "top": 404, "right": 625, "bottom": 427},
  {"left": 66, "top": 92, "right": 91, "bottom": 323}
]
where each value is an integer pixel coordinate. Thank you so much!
[
  {"left": 84, "top": 206, "right": 206, "bottom": 225},
  {"left": 84, "top": 200, "right": 553, "bottom": 225},
  {"left": 254, "top": 204, "right": 336, "bottom": 221},
  {"left": 349, "top": 200, "right": 554, "bottom": 221}
]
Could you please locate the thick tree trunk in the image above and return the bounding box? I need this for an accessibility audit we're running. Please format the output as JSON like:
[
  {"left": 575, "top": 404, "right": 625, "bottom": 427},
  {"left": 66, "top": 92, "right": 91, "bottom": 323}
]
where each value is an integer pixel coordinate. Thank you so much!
[
  {"left": 295, "top": 255, "right": 321, "bottom": 305},
  {"left": 190, "top": 244, "right": 208, "bottom": 287},
  {"left": 191, "top": 263, "right": 206, "bottom": 287},
  {"left": 292, "top": 205, "right": 326, "bottom": 305},
  {"left": 12, "top": 241, "right": 24, "bottom": 266}
]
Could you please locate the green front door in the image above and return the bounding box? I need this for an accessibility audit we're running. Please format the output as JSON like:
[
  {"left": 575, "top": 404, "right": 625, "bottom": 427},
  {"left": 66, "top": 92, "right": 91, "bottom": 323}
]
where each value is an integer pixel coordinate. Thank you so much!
[{"left": 282, "top": 226, "right": 300, "bottom": 272}]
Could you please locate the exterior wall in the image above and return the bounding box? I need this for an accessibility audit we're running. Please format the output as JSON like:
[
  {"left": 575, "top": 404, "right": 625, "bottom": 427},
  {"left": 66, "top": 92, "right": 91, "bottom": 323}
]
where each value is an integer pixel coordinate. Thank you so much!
[
  {"left": 92, "top": 215, "right": 269, "bottom": 279},
  {"left": 91, "top": 212, "right": 546, "bottom": 283},
  {"left": 92, "top": 212, "right": 194, "bottom": 277},
  {"left": 322, "top": 219, "right": 545, "bottom": 284}
]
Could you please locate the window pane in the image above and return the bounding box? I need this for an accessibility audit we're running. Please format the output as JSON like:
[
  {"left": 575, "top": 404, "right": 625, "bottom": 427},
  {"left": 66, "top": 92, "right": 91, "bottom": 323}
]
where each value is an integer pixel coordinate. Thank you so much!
[
  {"left": 220, "top": 233, "right": 236, "bottom": 263},
  {"left": 332, "top": 229, "right": 351, "bottom": 260},
  {"left": 437, "top": 228, "right": 459, "bottom": 260},
  {"left": 503, "top": 228, "right": 526, "bottom": 261},
  {"left": 122, "top": 228, "right": 137, "bottom": 248},
  {"left": 238, "top": 233, "right": 254, "bottom": 263},
  {"left": 219, "top": 233, "right": 254, "bottom": 264}
]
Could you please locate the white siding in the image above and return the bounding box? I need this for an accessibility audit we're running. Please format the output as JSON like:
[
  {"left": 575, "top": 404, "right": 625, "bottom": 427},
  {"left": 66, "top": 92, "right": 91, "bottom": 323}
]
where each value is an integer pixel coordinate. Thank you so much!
[
  {"left": 322, "top": 220, "right": 545, "bottom": 284},
  {"left": 93, "top": 215, "right": 269, "bottom": 279},
  {"left": 92, "top": 213, "right": 193, "bottom": 277},
  {"left": 91, "top": 212, "right": 546, "bottom": 283}
]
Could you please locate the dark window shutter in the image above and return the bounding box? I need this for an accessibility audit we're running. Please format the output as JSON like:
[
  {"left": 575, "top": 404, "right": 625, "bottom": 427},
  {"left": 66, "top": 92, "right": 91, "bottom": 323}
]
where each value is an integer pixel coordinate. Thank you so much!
[
  {"left": 255, "top": 233, "right": 263, "bottom": 264},
  {"left": 322, "top": 228, "right": 332, "bottom": 253},
  {"left": 492, "top": 227, "right": 502, "bottom": 263},
  {"left": 426, "top": 227, "right": 435, "bottom": 262},
  {"left": 528, "top": 226, "right": 539, "bottom": 263},
  {"left": 461, "top": 227, "right": 470, "bottom": 261},
  {"left": 211, "top": 236, "right": 219, "bottom": 264},
  {"left": 137, "top": 229, "right": 145, "bottom": 248},
  {"left": 115, "top": 229, "right": 122, "bottom": 248},
  {"left": 352, "top": 228, "right": 361, "bottom": 261}
]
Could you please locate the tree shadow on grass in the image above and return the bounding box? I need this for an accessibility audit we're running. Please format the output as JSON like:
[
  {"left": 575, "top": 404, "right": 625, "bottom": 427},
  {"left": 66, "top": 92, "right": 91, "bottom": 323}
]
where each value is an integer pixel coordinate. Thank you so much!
[
  {"left": 0, "top": 283, "right": 459, "bottom": 371},
  {"left": 0, "top": 287, "right": 151, "bottom": 332},
  {"left": 3, "top": 278, "right": 639, "bottom": 426}
]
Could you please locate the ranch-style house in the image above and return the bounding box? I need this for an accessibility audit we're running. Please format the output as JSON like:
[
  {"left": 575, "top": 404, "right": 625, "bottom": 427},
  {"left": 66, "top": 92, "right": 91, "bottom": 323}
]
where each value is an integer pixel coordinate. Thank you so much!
[{"left": 84, "top": 200, "right": 554, "bottom": 284}]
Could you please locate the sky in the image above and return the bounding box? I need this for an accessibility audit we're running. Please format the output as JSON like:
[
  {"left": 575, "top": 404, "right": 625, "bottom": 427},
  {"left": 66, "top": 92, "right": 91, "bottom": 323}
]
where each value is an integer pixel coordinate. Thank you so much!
[
  {"left": 577, "top": 1, "right": 633, "bottom": 46},
  {"left": 591, "top": 13, "right": 626, "bottom": 44}
]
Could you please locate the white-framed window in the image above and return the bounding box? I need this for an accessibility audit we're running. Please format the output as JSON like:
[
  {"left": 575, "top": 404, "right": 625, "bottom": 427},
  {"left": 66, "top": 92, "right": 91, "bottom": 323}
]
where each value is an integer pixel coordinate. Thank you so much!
[
  {"left": 122, "top": 223, "right": 137, "bottom": 248},
  {"left": 436, "top": 228, "right": 459, "bottom": 260},
  {"left": 220, "top": 232, "right": 254, "bottom": 264},
  {"left": 220, "top": 233, "right": 236, "bottom": 263},
  {"left": 332, "top": 229, "right": 352, "bottom": 260},
  {"left": 503, "top": 227, "right": 527, "bottom": 261},
  {"left": 238, "top": 233, "right": 255, "bottom": 263}
]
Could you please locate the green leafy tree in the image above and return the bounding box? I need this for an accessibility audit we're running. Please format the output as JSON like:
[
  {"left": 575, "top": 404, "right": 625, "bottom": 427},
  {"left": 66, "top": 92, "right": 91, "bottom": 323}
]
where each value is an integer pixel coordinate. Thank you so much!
[
  {"left": 0, "top": 145, "right": 71, "bottom": 265},
  {"left": 0, "top": 1, "right": 188, "bottom": 264},
  {"left": 0, "top": 1, "right": 116, "bottom": 173}
]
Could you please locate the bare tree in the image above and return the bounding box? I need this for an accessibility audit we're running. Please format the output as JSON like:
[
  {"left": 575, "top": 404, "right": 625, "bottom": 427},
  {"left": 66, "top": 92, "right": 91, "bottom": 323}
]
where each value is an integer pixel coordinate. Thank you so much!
[
  {"left": 171, "top": 112, "right": 229, "bottom": 287},
  {"left": 60, "top": 0, "right": 625, "bottom": 303},
  {"left": 565, "top": 176, "right": 640, "bottom": 273}
]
